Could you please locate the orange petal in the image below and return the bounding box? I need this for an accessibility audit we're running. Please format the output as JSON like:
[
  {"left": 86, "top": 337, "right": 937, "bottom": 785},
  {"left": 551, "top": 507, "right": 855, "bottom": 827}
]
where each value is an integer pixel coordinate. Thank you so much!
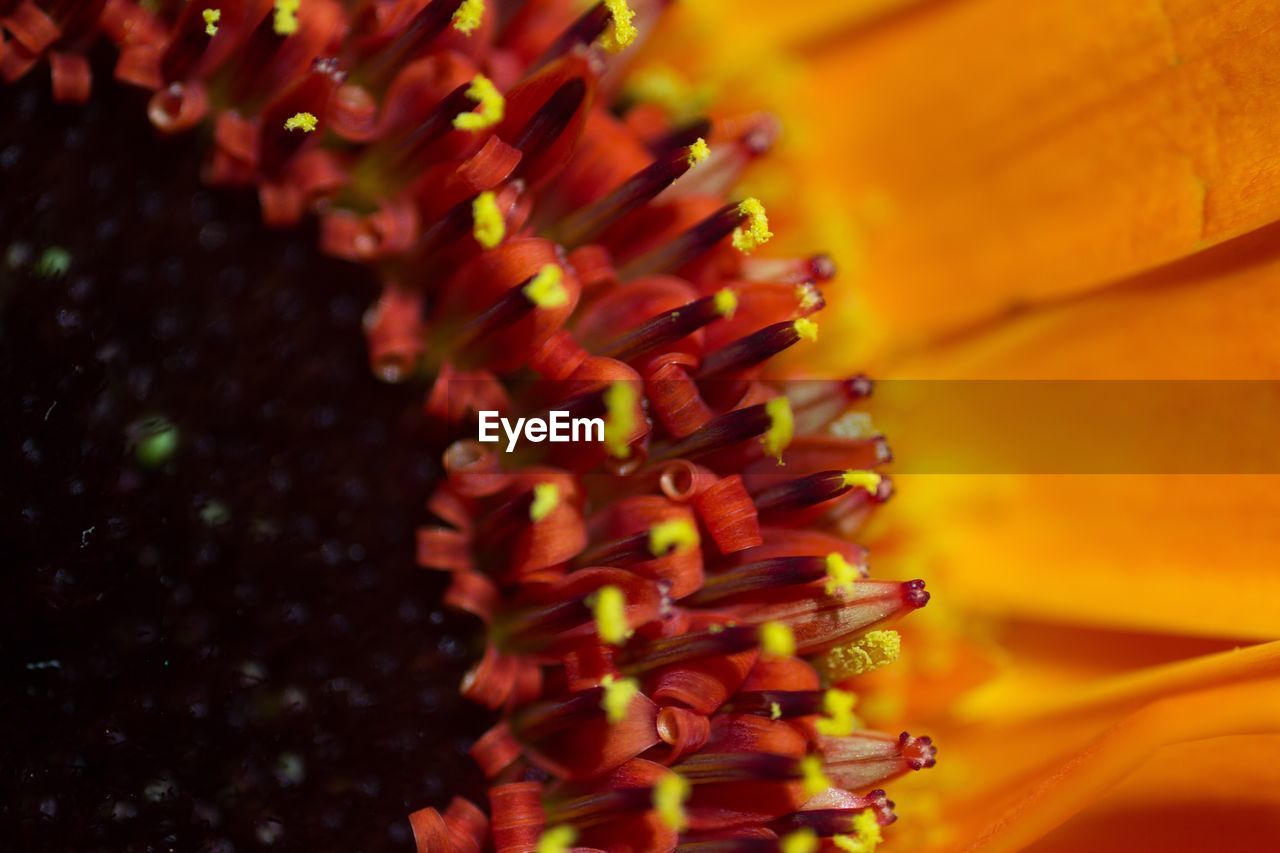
[{"left": 800, "top": 0, "right": 1280, "bottom": 358}]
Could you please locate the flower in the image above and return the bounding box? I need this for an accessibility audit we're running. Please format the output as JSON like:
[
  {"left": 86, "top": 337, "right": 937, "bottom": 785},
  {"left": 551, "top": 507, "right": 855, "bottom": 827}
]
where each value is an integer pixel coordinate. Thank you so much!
[
  {"left": 0, "top": 0, "right": 948, "bottom": 851},
  {"left": 667, "top": 0, "right": 1280, "bottom": 849}
]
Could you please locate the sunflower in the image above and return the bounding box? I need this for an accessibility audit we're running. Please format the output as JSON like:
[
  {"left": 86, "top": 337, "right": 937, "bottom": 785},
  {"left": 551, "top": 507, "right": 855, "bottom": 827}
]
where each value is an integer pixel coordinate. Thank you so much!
[{"left": 650, "top": 0, "right": 1280, "bottom": 850}]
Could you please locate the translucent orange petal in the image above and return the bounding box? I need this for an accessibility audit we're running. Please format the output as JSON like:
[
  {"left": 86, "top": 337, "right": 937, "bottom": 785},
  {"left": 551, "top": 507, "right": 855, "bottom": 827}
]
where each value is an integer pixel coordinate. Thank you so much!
[
  {"left": 949, "top": 677, "right": 1280, "bottom": 852},
  {"left": 799, "top": 0, "right": 1280, "bottom": 358}
]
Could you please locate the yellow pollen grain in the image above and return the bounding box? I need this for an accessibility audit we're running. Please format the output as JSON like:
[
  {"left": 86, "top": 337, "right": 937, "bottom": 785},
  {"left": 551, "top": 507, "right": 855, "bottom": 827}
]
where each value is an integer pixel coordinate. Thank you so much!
[
  {"left": 603, "top": 380, "right": 638, "bottom": 459},
  {"left": 686, "top": 137, "right": 710, "bottom": 168},
  {"left": 760, "top": 620, "right": 795, "bottom": 657},
  {"left": 600, "top": 673, "right": 640, "bottom": 723},
  {"left": 653, "top": 772, "right": 691, "bottom": 831},
  {"left": 529, "top": 482, "right": 559, "bottom": 522},
  {"left": 523, "top": 264, "right": 568, "bottom": 309},
  {"left": 536, "top": 825, "right": 577, "bottom": 853},
  {"left": 453, "top": 74, "right": 504, "bottom": 131},
  {"left": 731, "top": 197, "right": 773, "bottom": 254},
  {"left": 799, "top": 754, "right": 830, "bottom": 798},
  {"left": 599, "top": 0, "right": 638, "bottom": 53},
  {"left": 769, "top": 701, "right": 783, "bottom": 720},
  {"left": 202, "top": 8, "right": 220, "bottom": 35},
  {"left": 781, "top": 828, "right": 819, "bottom": 853},
  {"left": 820, "top": 630, "right": 902, "bottom": 680},
  {"left": 842, "top": 470, "right": 883, "bottom": 496},
  {"left": 451, "top": 0, "right": 484, "bottom": 35},
  {"left": 793, "top": 317, "right": 819, "bottom": 343},
  {"left": 284, "top": 111, "right": 317, "bottom": 133},
  {"left": 273, "top": 0, "right": 299, "bottom": 36},
  {"left": 471, "top": 190, "right": 505, "bottom": 248},
  {"left": 824, "top": 552, "right": 858, "bottom": 597},
  {"left": 761, "top": 396, "right": 794, "bottom": 463},
  {"left": 815, "top": 688, "right": 860, "bottom": 737},
  {"left": 590, "top": 585, "right": 632, "bottom": 646},
  {"left": 833, "top": 810, "right": 883, "bottom": 853},
  {"left": 713, "top": 287, "right": 738, "bottom": 319},
  {"left": 649, "top": 517, "right": 699, "bottom": 556},
  {"left": 796, "top": 282, "right": 822, "bottom": 312}
]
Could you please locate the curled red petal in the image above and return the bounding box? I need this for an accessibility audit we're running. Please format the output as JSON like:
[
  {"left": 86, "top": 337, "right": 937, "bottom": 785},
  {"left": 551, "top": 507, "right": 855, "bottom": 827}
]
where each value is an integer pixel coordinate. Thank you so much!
[{"left": 49, "top": 51, "right": 91, "bottom": 103}]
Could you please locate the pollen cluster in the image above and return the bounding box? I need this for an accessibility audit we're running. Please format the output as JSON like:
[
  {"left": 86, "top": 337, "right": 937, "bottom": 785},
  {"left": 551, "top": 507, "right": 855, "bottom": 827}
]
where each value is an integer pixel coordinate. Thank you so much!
[{"left": 3, "top": 1, "right": 935, "bottom": 850}]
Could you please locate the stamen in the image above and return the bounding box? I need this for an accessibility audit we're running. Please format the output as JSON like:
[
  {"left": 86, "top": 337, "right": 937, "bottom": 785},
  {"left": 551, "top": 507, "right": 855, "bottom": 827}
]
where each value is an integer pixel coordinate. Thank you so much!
[
  {"left": 600, "top": 673, "right": 640, "bottom": 722},
  {"left": 603, "top": 381, "right": 638, "bottom": 458},
  {"left": 529, "top": 482, "right": 560, "bottom": 522},
  {"left": 523, "top": 264, "right": 569, "bottom": 309},
  {"left": 731, "top": 198, "right": 773, "bottom": 254},
  {"left": 752, "top": 470, "right": 870, "bottom": 515},
  {"left": 558, "top": 141, "right": 718, "bottom": 247},
  {"left": 274, "top": 0, "right": 299, "bottom": 35},
  {"left": 602, "top": 290, "right": 738, "bottom": 361},
  {"left": 781, "top": 828, "right": 819, "bottom": 853},
  {"left": 815, "top": 688, "right": 860, "bottom": 737},
  {"left": 761, "top": 397, "right": 794, "bottom": 464},
  {"left": 721, "top": 689, "right": 825, "bottom": 719},
  {"left": 819, "top": 630, "right": 902, "bottom": 679},
  {"left": 452, "top": 0, "right": 485, "bottom": 35},
  {"left": 284, "top": 112, "right": 317, "bottom": 133},
  {"left": 770, "top": 702, "right": 783, "bottom": 720},
  {"left": 649, "top": 518, "right": 699, "bottom": 556},
  {"left": 687, "top": 137, "right": 711, "bottom": 167},
  {"left": 454, "top": 74, "right": 505, "bottom": 131},
  {"left": 842, "top": 470, "right": 883, "bottom": 496},
  {"left": 799, "top": 755, "right": 831, "bottom": 797},
  {"left": 537, "top": 825, "right": 577, "bottom": 853},
  {"left": 825, "top": 553, "right": 859, "bottom": 597},
  {"left": 759, "top": 620, "right": 795, "bottom": 657},
  {"left": 589, "top": 585, "right": 632, "bottom": 645},
  {"left": 833, "top": 811, "right": 882, "bottom": 853},
  {"left": 472, "top": 191, "right": 506, "bottom": 248},
  {"left": 696, "top": 320, "right": 815, "bottom": 380},
  {"left": 600, "top": 0, "right": 638, "bottom": 53},
  {"left": 202, "top": 8, "right": 220, "bottom": 36}
]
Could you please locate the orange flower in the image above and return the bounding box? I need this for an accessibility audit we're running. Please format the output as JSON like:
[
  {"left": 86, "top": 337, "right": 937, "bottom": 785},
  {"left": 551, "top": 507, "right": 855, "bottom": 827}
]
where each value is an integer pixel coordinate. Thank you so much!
[{"left": 651, "top": 0, "right": 1280, "bottom": 849}]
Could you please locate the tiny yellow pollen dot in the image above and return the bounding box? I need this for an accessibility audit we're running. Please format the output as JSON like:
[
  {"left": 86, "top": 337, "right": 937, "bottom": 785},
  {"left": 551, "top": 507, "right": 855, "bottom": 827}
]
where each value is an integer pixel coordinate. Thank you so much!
[
  {"left": 760, "top": 620, "right": 795, "bottom": 657},
  {"left": 451, "top": 0, "right": 484, "bottom": 36},
  {"left": 731, "top": 197, "right": 773, "bottom": 254},
  {"left": 284, "top": 111, "right": 317, "bottom": 133},
  {"left": 202, "top": 8, "right": 220, "bottom": 36},
  {"left": 536, "top": 824, "right": 577, "bottom": 853},
  {"left": 833, "top": 810, "right": 883, "bottom": 853},
  {"left": 649, "top": 517, "right": 699, "bottom": 556},
  {"left": 599, "top": 0, "right": 638, "bottom": 53},
  {"left": 796, "top": 282, "right": 822, "bottom": 312},
  {"left": 842, "top": 469, "right": 883, "bottom": 496},
  {"left": 453, "top": 74, "right": 504, "bottom": 131},
  {"left": 793, "top": 317, "right": 819, "bottom": 343},
  {"left": 708, "top": 623, "right": 725, "bottom": 634},
  {"left": 769, "top": 701, "right": 783, "bottom": 720},
  {"left": 799, "top": 754, "right": 831, "bottom": 797},
  {"left": 603, "top": 381, "right": 638, "bottom": 459},
  {"left": 600, "top": 673, "right": 640, "bottom": 722},
  {"left": 824, "top": 552, "right": 858, "bottom": 597},
  {"left": 815, "top": 688, "right": 860, "bottom": 737},
  {"left": 273, "top": 0, "right": 299, "bottom": 36},
  {"left": 781, "top": 828, "right": 820, "bottom": 853},
  {"left": 686, "top": 137, "right": 710, "bottom": 168},
  {"left": 589, "top": 585, "right": 632, "bottom": 646},
  {"left": 529, "top": 482, "right": 559, "bottom": 522},
  {"left": 471, "top": 191, "right": 505, "bottom": 249},
  {"left": 653, "top": 772, "right": 691, "bottom": 831},
  {"left": 713, "top": 287, "right": 738, "bottom": 319},
  {"left": 820, "top": 630, "right": 902, "bottom": 680},
  {"left": 761, "top": 396, "right": 794, "bottom": 464},
  {"left": 523, "top": 264, "right": 568, "bottom": 309}
]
